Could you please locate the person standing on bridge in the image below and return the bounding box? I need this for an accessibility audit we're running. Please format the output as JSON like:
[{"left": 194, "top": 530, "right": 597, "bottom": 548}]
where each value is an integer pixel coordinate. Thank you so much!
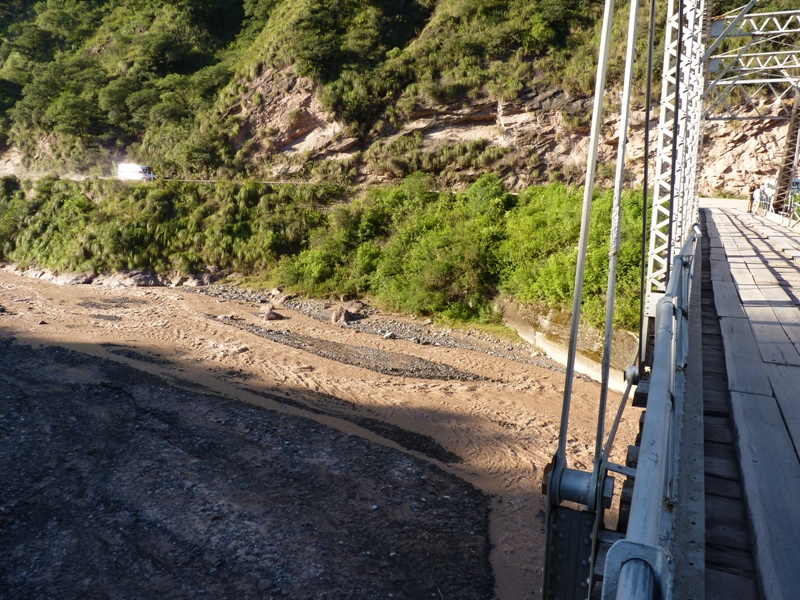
[{"left": 747, "top": 183, "right": 757, "bottom": 213}]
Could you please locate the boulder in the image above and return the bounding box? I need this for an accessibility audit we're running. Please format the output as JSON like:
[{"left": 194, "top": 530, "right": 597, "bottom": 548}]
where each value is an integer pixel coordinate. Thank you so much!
[
  {"left": 268, "top": 287, "right": 295, "bottom": 307},
  {"left": 342, "top": 300, "right": 365, "bottom": 313},
  {"left": 263, "top": 308, "right": 285, "bottom": 321},
  {"left": 270, "top": 293, "right": 290, "bottom": 307},
  {"left": 51, "top": 272, "right": 94, "bottom": 285},
  {"left": 330, "top": 306, "right": 354, "bottom": 324},
  {"left": 12, "top": 268, "right": 93, "bottom": 285}
]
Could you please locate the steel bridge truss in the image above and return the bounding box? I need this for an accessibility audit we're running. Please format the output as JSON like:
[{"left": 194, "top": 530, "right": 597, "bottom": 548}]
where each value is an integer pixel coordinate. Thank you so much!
[
  {"left": 543, "top": 2, "right": 800, "bottom": 600},
  {"left": 646, "top": 3, "right": 800, "bottom": 312},
  {"left": 644, "top": 0, "right": 709, "bottom": 315},
  {"left": 704, "top": 7, "right": 800, "bottom": 122}
]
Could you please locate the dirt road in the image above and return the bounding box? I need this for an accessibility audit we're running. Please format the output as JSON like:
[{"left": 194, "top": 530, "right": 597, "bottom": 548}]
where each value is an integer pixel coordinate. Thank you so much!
[{"left": 0, "top": 269, "right": 637, "bottom": 599}]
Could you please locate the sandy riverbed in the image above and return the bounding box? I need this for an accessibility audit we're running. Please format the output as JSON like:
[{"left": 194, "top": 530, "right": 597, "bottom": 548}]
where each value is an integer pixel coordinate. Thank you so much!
[{"left": 0, "top": 269, "right": 638, "bottom": 599}]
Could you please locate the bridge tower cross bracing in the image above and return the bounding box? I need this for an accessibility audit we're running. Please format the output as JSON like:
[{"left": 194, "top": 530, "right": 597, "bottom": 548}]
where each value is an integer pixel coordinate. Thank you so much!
[
  {"left": 704, "top": 7, "right": 800, "bottom": 122},
  {"left": 702, "top": 5, "right": 800, "bottom": 218},
  {"left": 772, "top": 100, "right": 800, "bottom": 213}
]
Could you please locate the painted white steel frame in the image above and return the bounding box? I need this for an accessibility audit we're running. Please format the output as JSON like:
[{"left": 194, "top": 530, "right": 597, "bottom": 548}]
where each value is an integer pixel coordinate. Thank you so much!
[
  {"left": 544, "top": 2, "right": 800, "bottom": 598},
  {"left": 704, "top": 8, "right": 800, "bottom": 122},
  {"left": 644, "top": 0, "right": 709, "bottom": 315},
  {"left": 645, "top": 5, "right": 800, "bottom": 308}
]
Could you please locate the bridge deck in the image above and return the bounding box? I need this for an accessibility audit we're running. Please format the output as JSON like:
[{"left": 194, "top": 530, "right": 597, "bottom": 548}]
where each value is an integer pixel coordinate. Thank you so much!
[{"left": 701, "top": 201, "right": 800, "bottom": 600}]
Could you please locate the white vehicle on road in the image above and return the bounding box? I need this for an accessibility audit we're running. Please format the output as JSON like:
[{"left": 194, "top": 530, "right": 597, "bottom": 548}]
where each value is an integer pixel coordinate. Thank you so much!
[{"left": 117, "top": 163, "right": 156, "bottom": 181}]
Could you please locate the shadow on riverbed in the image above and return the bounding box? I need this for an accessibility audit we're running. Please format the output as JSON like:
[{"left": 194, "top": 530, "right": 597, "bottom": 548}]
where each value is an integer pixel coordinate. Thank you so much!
[{"left": 0, "top": 335, "right": 495, "bottom": 600}]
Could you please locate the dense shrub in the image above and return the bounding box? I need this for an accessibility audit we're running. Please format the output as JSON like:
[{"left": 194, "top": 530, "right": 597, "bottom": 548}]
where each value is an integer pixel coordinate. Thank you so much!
[
  {"left": 0, "top": 173, "right": 645, "bottom": 330},
  {"left": 0, "top": 177, "right": 335, "bottom": 274},
  {"left": 501, "top": 183, "right": 644, "bottom": 327}
]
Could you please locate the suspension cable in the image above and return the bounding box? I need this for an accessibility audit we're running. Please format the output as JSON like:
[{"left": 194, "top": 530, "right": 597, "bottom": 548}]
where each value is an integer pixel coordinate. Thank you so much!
[
  {"left": 591, "top": 0, "right": 644, "bottom": 507},
  {"left": 638, "top": 0, "right": 658, "bottom": 377},
  {"left": 554, "top": 0, "right": 618, "bottom": 469}
]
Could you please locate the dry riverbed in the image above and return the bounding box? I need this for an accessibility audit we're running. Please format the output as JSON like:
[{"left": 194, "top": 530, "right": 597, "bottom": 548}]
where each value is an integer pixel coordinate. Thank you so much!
[{"left": 0, "top": 269, "right": 638, "bottom": 599}]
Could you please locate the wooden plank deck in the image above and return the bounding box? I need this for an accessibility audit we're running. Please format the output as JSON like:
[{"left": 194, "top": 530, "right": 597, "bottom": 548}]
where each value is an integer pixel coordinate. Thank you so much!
[
  {"left": 700, "top": 212, "right": 758, "bottom": 600},
  {"left": 703, "top": 204, "right": 800, "bottom": 600}
]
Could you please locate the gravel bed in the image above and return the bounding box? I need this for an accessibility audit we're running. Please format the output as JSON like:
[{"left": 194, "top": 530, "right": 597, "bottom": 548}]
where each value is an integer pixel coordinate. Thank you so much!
[
  {"left": 200, "top": 284, "right": 567, "bottom": 374},
  {"left": 213, "top": 315, "right": 486, "bottom": 381},
  {"left": 103, "top": 344, "right": 176, "bottom": 366},
  {"left": 77, "top": 297, "right": 149, "bottom": 309}
]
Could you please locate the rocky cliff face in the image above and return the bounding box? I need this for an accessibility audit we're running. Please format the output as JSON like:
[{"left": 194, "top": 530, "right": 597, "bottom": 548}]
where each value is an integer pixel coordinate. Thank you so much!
[
  {"left": 699, "top": 117, "right": 788, "bottom": 195},
  {"left": 1, "top": 65, "right": 789, "bottom": 195},
  {"left": 232, "top": 67, "right": 789, "bottom": 195},
  {"left": 231, "top": 68, "right": 344, "bottom": 158}
]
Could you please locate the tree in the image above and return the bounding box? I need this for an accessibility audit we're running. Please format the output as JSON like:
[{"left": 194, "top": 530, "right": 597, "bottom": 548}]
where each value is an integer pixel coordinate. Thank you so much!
[
  {"left": 4, "top": 23, "right": 56, "bottom": 62},
  {"left": 125, "top": 87, "right": 161, "bottom": 128},
  {"left": 98, "top": 77, "right": 140, "bottom": 129},
  {"left": 133, "top": 29, "right": 200, "bottom": 77},
  {"left": 45, "top": 92, "right": 95, "bottom": 139},
  {"left": 0, "top": 79, "right": 23, "bottom": 113}
]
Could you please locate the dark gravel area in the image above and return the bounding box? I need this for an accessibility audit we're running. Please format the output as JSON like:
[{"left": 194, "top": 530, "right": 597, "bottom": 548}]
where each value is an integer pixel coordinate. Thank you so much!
[
  {"left": 0, "top": 337, "right": 494, "bottom": 600},
  {"left": 77, "top": 297, "right": 149, "bottom": 309},
  {"left": 200, "top": 284, "right": 565, "bottom": 372},
  {"left": 213, "top": 315, "right": 486, "bottom": 382},
  {"left": 242, "top": 388, "right": 465, "bottom": 465}
]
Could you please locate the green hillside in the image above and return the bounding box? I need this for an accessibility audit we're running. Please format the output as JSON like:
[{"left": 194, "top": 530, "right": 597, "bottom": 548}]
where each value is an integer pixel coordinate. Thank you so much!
[
  {"left": 1, "top": 0, "right": 793, "bottom": 179},
  {"left": 0, "top": 174, "right": 645, "bottom": 329},
  {"left": 0, "top": 0, "right": 794, "bottom": 329},
  {"left": 0, "top": 0, "right": 631, "bottom": 178}
]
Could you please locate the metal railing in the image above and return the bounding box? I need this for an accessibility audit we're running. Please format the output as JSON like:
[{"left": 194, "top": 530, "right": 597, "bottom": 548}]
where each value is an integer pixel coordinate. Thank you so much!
[
  {"left": 756, "top": 190, "right": 800, "bottom": 228},
  {"left": 779, "top": 195, "right": 800, "bottom": 225},
  {"left": 602, "top": 225, "right": 700, "bottom": 600},
  {"left": 756, "top": 190, "right": 774, "bottom": 214}
]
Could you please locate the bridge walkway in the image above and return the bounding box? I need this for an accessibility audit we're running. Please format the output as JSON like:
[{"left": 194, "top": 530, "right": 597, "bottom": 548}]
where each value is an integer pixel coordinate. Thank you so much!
[{"left": 699, "top": 200, "right": 800, "bottom": 599}]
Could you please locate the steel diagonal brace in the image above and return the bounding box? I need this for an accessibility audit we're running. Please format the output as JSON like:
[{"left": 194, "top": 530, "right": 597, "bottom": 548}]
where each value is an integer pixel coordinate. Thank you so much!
[
  {"left": 705, "top": 7, "right": 800, "bottom": 120},
  {"left": 702, "top": 0, "right": 757, "bottom": 62}
]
